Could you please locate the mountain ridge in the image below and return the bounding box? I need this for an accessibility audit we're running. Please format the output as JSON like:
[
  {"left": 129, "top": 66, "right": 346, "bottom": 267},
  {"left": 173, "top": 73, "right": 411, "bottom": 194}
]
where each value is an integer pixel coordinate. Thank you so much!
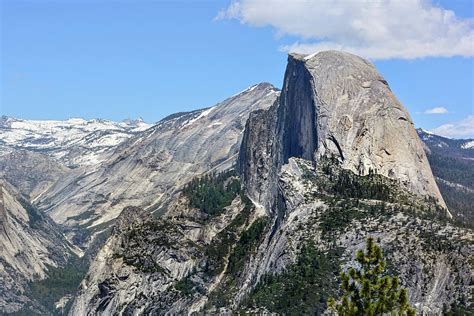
[{"left": 32, "top": 82, "right": 279, "bottom": 249}]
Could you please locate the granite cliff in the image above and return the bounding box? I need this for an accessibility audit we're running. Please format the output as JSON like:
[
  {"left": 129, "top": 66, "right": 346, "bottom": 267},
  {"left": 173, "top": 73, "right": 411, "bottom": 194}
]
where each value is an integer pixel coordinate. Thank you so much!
[{"left": 240, "top": 51, "right": 447, "bottom": 214}]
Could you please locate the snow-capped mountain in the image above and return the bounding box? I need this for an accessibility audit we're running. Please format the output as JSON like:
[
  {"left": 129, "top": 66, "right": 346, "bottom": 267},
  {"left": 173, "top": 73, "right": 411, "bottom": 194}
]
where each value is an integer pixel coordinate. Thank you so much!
[
  {"left": 417, "top": 128, "right": 474, "bottom": 224},
  {"left": 0, "top": 116, "right": 151, "bottom": 168},
  {"left": 417, "top": 128, "right": 474, "bottom": 158},
  {"left": 462, "top": 141, "right": 474, "bottom": 149}
]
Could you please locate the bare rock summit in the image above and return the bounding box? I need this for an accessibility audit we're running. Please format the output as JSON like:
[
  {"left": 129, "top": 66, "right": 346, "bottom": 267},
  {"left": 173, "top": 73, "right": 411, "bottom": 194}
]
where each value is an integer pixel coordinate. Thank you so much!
[{"left": 240, "top": 51, "right": 447, "bottom": 213}]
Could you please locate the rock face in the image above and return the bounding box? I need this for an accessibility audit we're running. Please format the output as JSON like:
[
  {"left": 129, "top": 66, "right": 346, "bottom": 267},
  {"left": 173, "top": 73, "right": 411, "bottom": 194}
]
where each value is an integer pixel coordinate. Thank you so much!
[
  {"left": 0, "top": 180, "right": 77, "bottom": 313},
  {"left": 238, "top": 100, "right": 280, "bottom": 211},
  {"left": 240, "top": 51, "right": 446, "bottom": 213},
  {"left": 34, "top": 83, "right": 279, "bottom": 247},
  {"left": 0, "top": 148, "right": 70, "bottom": 201}
]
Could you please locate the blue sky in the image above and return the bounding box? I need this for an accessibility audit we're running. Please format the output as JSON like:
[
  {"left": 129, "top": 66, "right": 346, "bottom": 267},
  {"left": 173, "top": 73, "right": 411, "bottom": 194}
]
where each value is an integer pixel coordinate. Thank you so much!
[{"left": 1, "top": 0, "right": 473, "bottom": 137}]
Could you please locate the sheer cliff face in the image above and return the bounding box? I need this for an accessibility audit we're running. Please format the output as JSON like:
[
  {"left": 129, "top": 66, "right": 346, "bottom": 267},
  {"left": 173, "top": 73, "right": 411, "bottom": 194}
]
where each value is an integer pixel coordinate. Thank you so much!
[
  {"left": 241, "top": 51, "right": 446, "bottom": 211},
  {"left": 279, "top": 56, "right": 318, "bottom": 162}
]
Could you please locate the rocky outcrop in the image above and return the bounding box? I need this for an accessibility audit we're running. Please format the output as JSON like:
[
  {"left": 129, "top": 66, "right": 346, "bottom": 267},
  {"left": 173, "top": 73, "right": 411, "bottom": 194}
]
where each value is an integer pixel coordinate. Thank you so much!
[
  {"left": 240, "top": 51, "right": 447, "bottom": 214},
  {"left": 233, "top": 52, "right": 465, "bottom": 313},
  {"left": 252, "top": 158, "right": 471, "bottom": 313},
  {"left": 70, "top": 186, "right": 262, "bottom": 315},
  {"left": 238, "top": 100, "right": 280, "bottom": 211},
  {"left": 0, "top": 180, "right": 77, "bottom": 313},
  {"left": 68, "top": 157, "right": 473, "bottom": 315}
]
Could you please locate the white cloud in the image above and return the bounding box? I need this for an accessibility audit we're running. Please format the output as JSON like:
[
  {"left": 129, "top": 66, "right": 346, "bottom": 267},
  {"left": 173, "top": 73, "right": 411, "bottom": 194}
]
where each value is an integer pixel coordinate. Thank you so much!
[
  {"left": 217, "top": 0, "right": 474, "bottom": 60},
  {"left": 424, "top": 107, "right": 449, "bottom": 114},
  {"left": 431, "top": 115, "right": 474, "bottom": 138}
]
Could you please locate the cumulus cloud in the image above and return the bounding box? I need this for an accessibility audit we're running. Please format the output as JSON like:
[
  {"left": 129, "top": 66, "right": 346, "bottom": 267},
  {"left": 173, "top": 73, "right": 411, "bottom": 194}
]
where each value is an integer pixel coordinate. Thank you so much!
[
  {"left": 216, "top": 0, "right": 474, "bottom": 60},
  {"left": 431, "top": 115, "right": 474, "bottom": 138},
  {"left": 424, "top": 107, "right": 449, "bottom": 114}
]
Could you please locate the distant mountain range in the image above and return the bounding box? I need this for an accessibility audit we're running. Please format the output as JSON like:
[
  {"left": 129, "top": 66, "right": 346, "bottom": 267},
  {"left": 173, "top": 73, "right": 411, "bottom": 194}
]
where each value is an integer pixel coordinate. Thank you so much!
[
  {"left": 417, "top": 129, "right": 474, "bottom": 225},
  {"left": 0, "top": 116, "right": 150, "bottom": 168},
  {"left": 417, "top": 128, "right": 474, "bottom": 158}
]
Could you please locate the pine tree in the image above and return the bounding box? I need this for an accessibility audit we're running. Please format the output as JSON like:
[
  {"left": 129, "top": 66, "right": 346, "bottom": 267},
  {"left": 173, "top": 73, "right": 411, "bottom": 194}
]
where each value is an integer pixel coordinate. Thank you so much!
[{"left": 328, "top": 237, "right": 416, "bottom": 315}]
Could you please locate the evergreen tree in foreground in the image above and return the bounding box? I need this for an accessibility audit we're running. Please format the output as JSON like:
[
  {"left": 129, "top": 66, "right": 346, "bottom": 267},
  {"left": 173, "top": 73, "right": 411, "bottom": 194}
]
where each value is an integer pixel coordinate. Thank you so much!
[{"left": 328, "top": 237, "right": 416, "bottom": 315}]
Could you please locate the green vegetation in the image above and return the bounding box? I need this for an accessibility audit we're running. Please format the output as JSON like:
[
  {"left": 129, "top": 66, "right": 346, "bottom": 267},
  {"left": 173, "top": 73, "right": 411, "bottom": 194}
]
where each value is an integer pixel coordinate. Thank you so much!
[
  {"left": 299, "top": 157, "right": 460, "bottom": 231},
  {"left": 319, "top": 199, "right": 389, "bottom": 239},
  {"left": 182, "top": 170, "right": 241, "bottom": 216},
  {"left": 204, "top": 193, "right": 254, "bottom": 277},
  {"left": 332, "top": 169, "right": 390, "bottom": 201},
  {"left": 28, "top": 256, "right": 88, "bottom": 315},
  {"left": 425, "top": 152, "right": 474, "bottom": 225},
  {"left": 315, "top": 157, "right": 409, "bottom": 204},
  {"left": 443, "top": 287, "right": 474, "bottom": 315},
  {"left": 427, "top": 153, "right": 474, "bottom": 189},
  {"left": 328, "top": 237, "right": 415, "bottom": 316},
  {"left": 174, "top": 277, "right": 202, "bottom": 297},
  {"left": 118, "top": 220, "right": 182, "bottom": 274},
  {"left": 227, "top": 217, "right": 267, "bottom": 277},
  {"left": 18, "top": 197, "right": 43, "bottom": 228},
  {"left": 242, "top": 243, "right": 341, "bottom": 314},
  {"left": 206, "top": 215, "right": 268, "bottom": 308},
  {"left": 436, "top": 180, "right": 474, "bottom": 227}
]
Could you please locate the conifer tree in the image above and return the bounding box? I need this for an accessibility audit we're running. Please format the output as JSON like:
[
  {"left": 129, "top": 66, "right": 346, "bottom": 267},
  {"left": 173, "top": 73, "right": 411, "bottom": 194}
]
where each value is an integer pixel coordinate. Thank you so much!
[{"left": 328, "top": 237, "right": 416, "bottom": 315}]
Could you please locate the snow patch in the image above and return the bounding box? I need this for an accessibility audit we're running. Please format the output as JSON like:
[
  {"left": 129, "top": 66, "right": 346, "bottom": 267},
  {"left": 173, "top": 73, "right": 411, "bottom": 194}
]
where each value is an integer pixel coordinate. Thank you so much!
[
  {"left": 248, "top": 196, "right": 267, "bottom": 217},
  {"left": 230, "top": 84, "right": 261, "bottom": 98},
  {"left": 0, "top": 116, "right": 151, "bottom": 167},
  {"left": 181, "top": 107, "right": 215, "bottom": 128},
  {"left": 246, "top": 84, "right": 258, "bottom": 93},
  {"left": 199, "top": 107, "right": 215, "bottom": 118},
  {"left": 461, "top": 140, "right": 474, "bottom": 149},
  {"left": 421, "top": 129, "right": 434, "bottom": 135},
  {"left": 207, "top": 122, "right": 223, "bottom": 128}
]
